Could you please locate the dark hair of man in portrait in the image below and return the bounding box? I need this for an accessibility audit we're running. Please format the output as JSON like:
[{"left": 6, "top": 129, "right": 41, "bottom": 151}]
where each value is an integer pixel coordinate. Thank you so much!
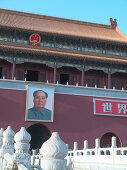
[{"left": 33, "top": 90, "right": 48, "bottom": 98}]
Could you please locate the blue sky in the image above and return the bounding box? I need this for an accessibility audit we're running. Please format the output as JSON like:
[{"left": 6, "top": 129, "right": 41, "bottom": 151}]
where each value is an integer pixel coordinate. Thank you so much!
[{"left": 1, "top": 0, "right": 127, "bottom": 35}]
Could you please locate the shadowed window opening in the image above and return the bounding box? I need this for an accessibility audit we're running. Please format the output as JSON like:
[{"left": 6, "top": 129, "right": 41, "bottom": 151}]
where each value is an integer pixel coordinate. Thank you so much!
[
  {"left": 60, "top": 74, "right": 69, "bottom": 84},
  {"left": 0, "top": 67, "right": 2, "bottom": 78},
  {"left": 25, "top": 70, "right": 39, "bottom": 81}
]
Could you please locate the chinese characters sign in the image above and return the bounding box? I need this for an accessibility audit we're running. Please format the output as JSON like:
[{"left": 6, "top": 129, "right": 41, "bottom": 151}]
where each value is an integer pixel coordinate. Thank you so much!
[{"left": 94, "top": 99, "right": 127, "bottom": 117}]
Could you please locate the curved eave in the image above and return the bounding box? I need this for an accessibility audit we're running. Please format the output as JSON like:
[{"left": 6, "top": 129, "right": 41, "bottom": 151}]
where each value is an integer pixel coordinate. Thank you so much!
[
  {"left": 116, "top": 27, "right": 127, "bottom": 41},
  {"left": 1, "top": 24, "right": 127, "bottom": 46},
  {"left": 1, "top": 9, "right": 127, "bottom": 45},
  {"left": 0, "top": 42, "right": 127, "bottom": 64},
  {"left": 0, "top": 25, "right": 127, "bottom": 45}
]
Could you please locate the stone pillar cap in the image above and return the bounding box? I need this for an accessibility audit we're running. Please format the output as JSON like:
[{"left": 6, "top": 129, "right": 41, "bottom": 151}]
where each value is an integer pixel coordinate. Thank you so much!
[
  {"left": 3, "top": 126, "right": 15, "bottom": 137},
  {"left": 40, "top": 132, "right": 68, "bottom": 159},
  {"left": 14, "top": 127, "right": 31, "bottom": 143}
]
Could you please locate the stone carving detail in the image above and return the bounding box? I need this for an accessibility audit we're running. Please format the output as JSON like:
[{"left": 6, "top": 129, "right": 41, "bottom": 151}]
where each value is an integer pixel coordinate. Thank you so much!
[
  {"left": 1, "top": 126, "right": 15, "bottom": 155},
  {"left": 14, "top": 127, "right": 31, "bottom": 169},
  {"left": 0, "top": 128, "right": 69, "bottom": 170},
  {"left": 66, "top": 157, "right": 73, "bottom": 170},
  {"left": 0, "top": 128, "right": 4, "bottom": 148},
  {"left": 40, "top": 132, "right": 68, "bottom": 170}
]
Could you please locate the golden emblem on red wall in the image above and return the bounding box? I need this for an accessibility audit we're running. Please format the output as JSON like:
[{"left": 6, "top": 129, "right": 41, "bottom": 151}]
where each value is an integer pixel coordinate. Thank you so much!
[{"left": 29, "top": 33, "right": 41, "bottom": 46}]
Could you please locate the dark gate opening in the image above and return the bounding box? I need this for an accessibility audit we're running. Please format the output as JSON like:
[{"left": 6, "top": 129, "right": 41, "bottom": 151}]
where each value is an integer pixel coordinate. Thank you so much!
[
  {"left": 0, "top": 67, "right": 2, "bottom": 78},
  {"left": 60, "top": 74, "right": 69, "bottom": 84},
  {"left": 27, "top": 124, "right": 51, "bottom": 150},
  {"left": 100, "top": 132, "right": 121, "bottom": 148},
  {"left": 25, "top": 70, "right": 39, "bottom": 81}
]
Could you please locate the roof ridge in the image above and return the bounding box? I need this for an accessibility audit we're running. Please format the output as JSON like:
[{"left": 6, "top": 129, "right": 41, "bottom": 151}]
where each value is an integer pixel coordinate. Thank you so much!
[{"left": 0, "top": 8, "right": 111, "bottom": 29}]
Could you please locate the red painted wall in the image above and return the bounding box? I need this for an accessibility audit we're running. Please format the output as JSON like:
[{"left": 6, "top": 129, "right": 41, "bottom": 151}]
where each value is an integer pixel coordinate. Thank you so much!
[{"left": 0, "top": 88, "right": 127, "bottom": 149}]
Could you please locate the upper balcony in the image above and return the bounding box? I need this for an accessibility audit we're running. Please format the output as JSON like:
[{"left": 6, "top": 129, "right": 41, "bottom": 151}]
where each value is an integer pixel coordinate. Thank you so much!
[{"left": 0, "top": 78, "right": 127, "bottom": 100}]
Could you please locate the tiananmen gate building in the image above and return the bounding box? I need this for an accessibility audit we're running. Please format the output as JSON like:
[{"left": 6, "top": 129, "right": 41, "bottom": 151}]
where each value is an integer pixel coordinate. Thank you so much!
[{"left": 0, "top": 9, "right": 127, "bottom": 149}]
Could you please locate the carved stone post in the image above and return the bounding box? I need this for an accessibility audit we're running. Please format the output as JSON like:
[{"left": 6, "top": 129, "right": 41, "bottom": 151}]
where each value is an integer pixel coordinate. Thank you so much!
[
  {"left": 95, "top": 138, "right": 100, "bottom": 148},
  {"left": 0, "top": 128, "right": 4, "bottom": 168},
  {"left": 14, "top": 127, "right": 31, "bottom": 169},
  {"left": 40, "top": 132, "right": 68, "bottom": 170},
  {"left": 95, "top": 138, "right": 100, "bottom": 156},
  {"left": 0, "top": 128, "right": 4, "bottom": 149},
  {"left": 84, "top": 140, "right": 88, "bottom": 156},
  {"left": 111, "top": 136, "right": 117, "bottom": 161},
  {"left": 84, "top": 140, "right": 88, "bottom": 150},
  {"left": 111, "top": 136, "right": 117, "bottom": 148},
  {"left": 1, "top": 126, "right": 15, "bottom": 155},
  {"left": 0, "top": 126, "right": 15, "bottom": 170},
  {"left": 73, "top": 142, "right": 78, "bottom": 151}
]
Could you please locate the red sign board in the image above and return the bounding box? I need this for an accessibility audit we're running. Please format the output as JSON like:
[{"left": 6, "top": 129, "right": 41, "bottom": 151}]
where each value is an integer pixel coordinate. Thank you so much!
[
  {"left": 29, "top": 33, "right": 41, "bottom": 46},
  {"left": 94, "top": 98, "right": 127, "bottom": 117}
]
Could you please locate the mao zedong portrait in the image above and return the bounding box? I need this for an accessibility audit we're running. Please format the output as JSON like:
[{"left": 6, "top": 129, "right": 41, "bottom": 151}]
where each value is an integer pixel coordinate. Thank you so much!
[{"left": 27, "top": 90, "right": 52, "bottom": 121}]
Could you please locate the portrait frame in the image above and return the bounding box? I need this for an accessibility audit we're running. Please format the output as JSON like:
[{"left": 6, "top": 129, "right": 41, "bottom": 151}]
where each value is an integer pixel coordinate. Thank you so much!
[{"left": 25, "top": 85, "right": 54, "bottom": 122}]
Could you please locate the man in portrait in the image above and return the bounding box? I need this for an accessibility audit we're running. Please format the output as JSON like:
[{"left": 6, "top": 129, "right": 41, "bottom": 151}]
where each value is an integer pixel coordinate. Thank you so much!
[{"left": 27, "top": 90, "right": 52, "bottom": 121}]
